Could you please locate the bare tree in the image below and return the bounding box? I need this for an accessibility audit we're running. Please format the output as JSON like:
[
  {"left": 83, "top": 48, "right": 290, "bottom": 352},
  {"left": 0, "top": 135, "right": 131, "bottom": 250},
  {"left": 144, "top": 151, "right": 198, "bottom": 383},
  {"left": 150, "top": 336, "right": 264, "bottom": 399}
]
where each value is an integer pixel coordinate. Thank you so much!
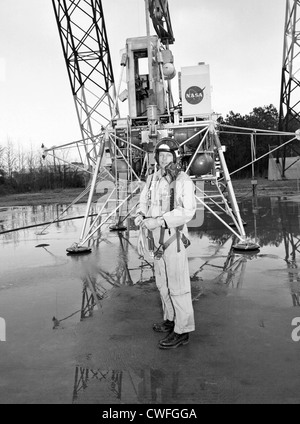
[
  {"left": 16, "top": 143, "right": 26, "bottom": 173},
  {"left": 26, "top": 144, "right": 38, "bottom": 174},
  {"left": 0, "top": 144, "right": 4, "bottom": 168},
  {"left": 0, "top": 145, "right": 5, "bottom": 185},
  {"left": 4, "top": 138, "right": 17, "bottom": 182}
]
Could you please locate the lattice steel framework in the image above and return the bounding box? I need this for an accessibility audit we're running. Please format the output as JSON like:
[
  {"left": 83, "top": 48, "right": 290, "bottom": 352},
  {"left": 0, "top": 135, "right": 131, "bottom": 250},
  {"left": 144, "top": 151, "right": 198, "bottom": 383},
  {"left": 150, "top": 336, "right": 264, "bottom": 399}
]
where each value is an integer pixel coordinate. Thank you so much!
[
  {"left": 52, "top": 0, "right": 118, "bottom": 167},
  {"left": 279, "top": 0, "right": 300, "bottom": 132},
  {"left": 149, "top": 0, "right": 175, "bottom": 45}
]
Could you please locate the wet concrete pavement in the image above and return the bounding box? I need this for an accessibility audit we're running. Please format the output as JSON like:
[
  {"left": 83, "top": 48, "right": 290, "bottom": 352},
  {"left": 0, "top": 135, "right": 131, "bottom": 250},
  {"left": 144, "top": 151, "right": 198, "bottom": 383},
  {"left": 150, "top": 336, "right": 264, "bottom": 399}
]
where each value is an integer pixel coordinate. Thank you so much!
[{"left": 1, "top": 195, "right": 300, "bottom": 404}]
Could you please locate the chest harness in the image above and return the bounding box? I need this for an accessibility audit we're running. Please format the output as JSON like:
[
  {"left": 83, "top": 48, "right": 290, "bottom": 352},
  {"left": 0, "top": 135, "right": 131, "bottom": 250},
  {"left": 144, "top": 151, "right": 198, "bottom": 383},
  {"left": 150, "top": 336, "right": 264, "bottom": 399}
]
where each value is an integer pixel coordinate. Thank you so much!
[{"left": 145, "top": 172, "right": 191, "bottom": 260}]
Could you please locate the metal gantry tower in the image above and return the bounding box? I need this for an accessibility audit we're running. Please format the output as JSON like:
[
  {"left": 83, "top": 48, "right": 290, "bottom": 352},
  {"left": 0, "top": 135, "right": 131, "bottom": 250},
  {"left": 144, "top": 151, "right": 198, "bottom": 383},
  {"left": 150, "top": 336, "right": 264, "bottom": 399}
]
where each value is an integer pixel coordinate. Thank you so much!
[
  {"left": 279, "top": 0, "right": 300, "bottom": 175},
  {"left": 52, "top": 0, "right": 118, "bottom": 168}
]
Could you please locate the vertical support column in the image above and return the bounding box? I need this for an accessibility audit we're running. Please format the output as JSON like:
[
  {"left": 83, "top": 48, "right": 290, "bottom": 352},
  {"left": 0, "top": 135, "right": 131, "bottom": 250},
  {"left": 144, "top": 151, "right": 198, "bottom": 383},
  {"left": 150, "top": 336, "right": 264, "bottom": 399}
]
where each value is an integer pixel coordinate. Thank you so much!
[
  {"left": 79, "top": 140, "right": 105, "bottom": 244},
  {"left": 251, "top": 133, "right": 258, "bottom": 197},
  {"left": 212, "top": 124, "right": 246, "bottom": 240}
]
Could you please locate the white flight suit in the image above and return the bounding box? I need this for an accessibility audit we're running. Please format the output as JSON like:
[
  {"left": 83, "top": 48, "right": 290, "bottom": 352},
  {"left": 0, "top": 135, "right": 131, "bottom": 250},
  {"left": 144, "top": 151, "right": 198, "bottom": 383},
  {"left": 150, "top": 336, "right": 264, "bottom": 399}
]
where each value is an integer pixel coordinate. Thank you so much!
[{"left": 137, "top": 169, "right": 197, "bottom": 335}]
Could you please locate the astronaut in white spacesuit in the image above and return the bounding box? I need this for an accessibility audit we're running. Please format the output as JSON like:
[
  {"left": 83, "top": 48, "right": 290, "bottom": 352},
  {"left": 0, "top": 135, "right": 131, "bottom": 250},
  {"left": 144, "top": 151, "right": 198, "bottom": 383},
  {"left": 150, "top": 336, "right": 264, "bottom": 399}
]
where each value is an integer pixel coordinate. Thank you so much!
[{"left": 135, "top": 138, "right": 196, "bottom": 349}]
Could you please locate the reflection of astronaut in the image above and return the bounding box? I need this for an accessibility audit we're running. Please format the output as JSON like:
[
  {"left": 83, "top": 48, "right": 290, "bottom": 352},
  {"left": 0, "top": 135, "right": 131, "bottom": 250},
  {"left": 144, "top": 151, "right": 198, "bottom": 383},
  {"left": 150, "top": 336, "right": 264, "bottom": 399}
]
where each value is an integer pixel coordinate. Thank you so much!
[{"left": 137, "top": 369, "right": 179, "bottom": 404}]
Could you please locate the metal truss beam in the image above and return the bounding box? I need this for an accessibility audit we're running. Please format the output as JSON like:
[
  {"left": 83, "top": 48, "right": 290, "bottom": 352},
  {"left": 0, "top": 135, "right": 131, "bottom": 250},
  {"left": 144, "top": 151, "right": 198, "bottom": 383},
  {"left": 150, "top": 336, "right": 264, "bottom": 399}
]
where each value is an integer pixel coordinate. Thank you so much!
[
  {"left": 148, "top": 0, "right": 175, "bottom": 45},
  {"left": 52, "top": 0, "right": 118, "bottom": 166}
]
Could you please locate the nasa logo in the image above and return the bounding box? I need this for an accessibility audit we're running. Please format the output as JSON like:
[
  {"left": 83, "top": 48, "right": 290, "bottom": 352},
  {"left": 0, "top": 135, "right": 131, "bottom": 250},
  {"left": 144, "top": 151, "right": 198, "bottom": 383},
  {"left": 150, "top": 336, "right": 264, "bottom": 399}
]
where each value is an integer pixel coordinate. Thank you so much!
[{"left": 185, "top": 86, "right": 205, "bottom": 105}]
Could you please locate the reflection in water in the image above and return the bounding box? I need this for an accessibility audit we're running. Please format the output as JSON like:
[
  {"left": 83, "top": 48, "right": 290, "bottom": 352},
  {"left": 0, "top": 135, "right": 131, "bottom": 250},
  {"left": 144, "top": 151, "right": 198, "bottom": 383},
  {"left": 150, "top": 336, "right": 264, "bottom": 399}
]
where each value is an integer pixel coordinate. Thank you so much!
[
  {"left": 284, "top": 243, "right": 300, "bottom": 307},
  {"left": 2, "top": 196, "right": 300, "bottom": 404},
  {"left": 70, "top": 220, "right": 261, "bottom": 404},
  {"left": 52, "top": 271, "right": 104, "bottom": 329},
  {"left": 277, "top": 197, "right": 300, "bottom": 307},
  {"left": 2, "top": 197, "right": 300, "bottom": 401},
  {"left": 49, "top": 196, "right": 300, "bottom": 327},
  {"left": 189, "top": 197, "right": 300, "bottom": 302},
  {"left": 72, "top": 367, "right": 179, "bottom": 404},
  {"left": 52, "top": 228, "right": 154, "bottom": 327},
  {"left": 0, "top": 204, "right": 85, "bottom": 243},
  {"left": 221, "top": 240, "right": 258, "bottom": 289},
  {"left": 284, "top": 235, "right": 300, "bottom": 307},
  {"left": 136, "top": 369, "right": 179, "bottom": 404},
  {"left": 73, "top": 368, "right": 122, "bottom": 404},
  {"left": 191, "top": 238, "right": 257, "bottom": 299}
]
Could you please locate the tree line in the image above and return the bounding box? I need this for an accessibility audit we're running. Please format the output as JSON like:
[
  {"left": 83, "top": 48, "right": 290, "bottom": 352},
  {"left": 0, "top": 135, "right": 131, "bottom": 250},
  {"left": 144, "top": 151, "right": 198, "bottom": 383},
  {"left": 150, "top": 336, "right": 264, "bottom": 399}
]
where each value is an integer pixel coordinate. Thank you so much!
[
  {"left": 0, "top": 140, "right": 85, "bottom": 195},
  {"left": 0, "top": 104, "right": 296, "bottom": 195},
  {"left": 218, "top": 104, "right": 299, "bottom": 178}
]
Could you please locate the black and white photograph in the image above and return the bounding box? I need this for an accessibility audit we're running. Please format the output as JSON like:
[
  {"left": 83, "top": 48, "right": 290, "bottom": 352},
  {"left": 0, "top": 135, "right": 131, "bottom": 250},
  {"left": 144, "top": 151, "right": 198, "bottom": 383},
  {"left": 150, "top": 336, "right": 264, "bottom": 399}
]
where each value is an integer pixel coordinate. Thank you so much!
[{"left": 0, "top": 0, "right": 300, "bottom": 407}]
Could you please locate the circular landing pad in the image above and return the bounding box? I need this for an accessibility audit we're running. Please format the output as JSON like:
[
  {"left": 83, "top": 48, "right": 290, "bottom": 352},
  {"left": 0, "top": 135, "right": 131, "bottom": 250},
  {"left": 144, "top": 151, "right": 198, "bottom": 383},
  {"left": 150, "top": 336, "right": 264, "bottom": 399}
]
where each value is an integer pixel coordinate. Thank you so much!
[
  {"left": 233, "top": 241, "right": 260, "bottom": 252},
  {"left": 66, "top": 245, "right": 92, "bottom": 255}
]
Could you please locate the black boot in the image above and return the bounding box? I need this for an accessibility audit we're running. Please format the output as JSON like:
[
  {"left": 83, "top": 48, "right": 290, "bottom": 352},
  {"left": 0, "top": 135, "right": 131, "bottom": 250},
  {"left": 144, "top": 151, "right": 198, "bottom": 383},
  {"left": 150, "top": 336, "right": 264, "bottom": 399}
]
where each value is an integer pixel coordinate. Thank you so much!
[
  {"left": 153, "top": 319, "right": 175, "bottom": 333},
  {"left": 159, "top": 332, "right": 189, "bottom": 349},
  {"left": 159, "top": 331, "right": 175, "bottom": 345}
]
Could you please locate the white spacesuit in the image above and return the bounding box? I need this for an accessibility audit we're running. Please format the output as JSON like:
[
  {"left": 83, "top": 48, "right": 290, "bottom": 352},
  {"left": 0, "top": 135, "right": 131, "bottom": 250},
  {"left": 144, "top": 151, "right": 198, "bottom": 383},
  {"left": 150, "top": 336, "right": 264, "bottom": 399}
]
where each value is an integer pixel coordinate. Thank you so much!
[{"left": 135, "top": 138, "right": 197, "bottom": 349}]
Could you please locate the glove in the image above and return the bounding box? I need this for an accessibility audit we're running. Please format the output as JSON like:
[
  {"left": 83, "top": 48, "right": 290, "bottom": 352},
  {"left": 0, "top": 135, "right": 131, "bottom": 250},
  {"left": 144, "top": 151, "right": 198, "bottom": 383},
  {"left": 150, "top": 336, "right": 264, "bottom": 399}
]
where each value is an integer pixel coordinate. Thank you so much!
[
  {"left": 135, "top": 214, "right": 144, "bottom": 226},
  {"left": 137, "top": 230, "right": 145, "bottom": 258}
]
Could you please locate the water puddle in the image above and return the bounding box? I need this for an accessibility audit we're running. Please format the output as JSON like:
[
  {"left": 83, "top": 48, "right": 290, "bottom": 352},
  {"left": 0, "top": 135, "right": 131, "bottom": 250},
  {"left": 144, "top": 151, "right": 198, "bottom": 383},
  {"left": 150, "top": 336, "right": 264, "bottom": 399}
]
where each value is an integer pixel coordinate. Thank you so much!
[
  {"left": 72, "top": 366, "right": 222, "bottom": 404},
  {"left": 0, "top": 195, "right": 300, "bottom": 403}
]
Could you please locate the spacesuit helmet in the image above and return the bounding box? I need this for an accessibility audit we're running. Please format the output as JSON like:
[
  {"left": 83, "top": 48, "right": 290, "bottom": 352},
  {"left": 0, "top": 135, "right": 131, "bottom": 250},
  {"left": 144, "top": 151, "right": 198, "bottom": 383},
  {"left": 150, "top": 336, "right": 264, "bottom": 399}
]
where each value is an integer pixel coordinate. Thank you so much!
[{"left": 154, "top": 137, "right": 180, "bottom": 165}]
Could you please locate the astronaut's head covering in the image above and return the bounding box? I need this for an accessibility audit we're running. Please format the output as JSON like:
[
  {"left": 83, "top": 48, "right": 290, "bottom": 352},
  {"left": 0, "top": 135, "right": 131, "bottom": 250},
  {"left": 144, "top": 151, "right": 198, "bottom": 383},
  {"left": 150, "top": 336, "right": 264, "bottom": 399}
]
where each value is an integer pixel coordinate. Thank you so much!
[{"left": 154, "top": 137, "right": 180, "bottom": 164}]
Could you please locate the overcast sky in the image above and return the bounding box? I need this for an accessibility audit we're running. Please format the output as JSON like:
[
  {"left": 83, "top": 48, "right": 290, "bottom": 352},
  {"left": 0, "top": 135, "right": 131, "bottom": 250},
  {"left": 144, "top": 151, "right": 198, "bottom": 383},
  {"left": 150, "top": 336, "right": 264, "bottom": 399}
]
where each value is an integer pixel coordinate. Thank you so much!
[{"left": 0, "top": 0, "right": 285, "bottom": 152}]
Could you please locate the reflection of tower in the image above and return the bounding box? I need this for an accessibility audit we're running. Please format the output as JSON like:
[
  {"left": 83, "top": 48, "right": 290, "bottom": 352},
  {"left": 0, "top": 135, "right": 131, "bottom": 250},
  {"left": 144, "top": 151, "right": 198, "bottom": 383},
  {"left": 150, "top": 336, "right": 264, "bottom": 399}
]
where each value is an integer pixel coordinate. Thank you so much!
[
  {"left": 115, "top": 232, "right": 134, "bottom": 286},
  {"left": 80, "top": 275, "right": 103, "bottom": 320},
  {"left": 191, "top": 236, "right": 257, "bottom": 295},
  {"left": 220, "top": 198, "right": 259, "bottom": 287},
  {"left": 282, "top": 228, "right": 300, "bottom": 307},
  {"left": 219, "top": 239, "right": 257, "bottom": 289},
  {"left": 283, "top": 232, "right": 300, "bottom": 307},
  {"left": 80, "top": 231, "right": 137, "bottom": 322},
  {"left": 52, "top": 267, "right": 105, "bottom": 328},
  {"left": 72, "top": 368, "right": 122, "bottom": 404},
  {"left": 79, "top": 232, "right": 135, "bottom": 320},
  {"left": 278, "top": 199, "right": 300, "bottom": 306},
  {"left": 72, "top": 367, "right": 180, "bottom": 404},
  {"left": 54, "top": 228, "right": 153, "bottom": 326},
  {"left": 222, "top": 248, "right": 248, "bottom": 289}
]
